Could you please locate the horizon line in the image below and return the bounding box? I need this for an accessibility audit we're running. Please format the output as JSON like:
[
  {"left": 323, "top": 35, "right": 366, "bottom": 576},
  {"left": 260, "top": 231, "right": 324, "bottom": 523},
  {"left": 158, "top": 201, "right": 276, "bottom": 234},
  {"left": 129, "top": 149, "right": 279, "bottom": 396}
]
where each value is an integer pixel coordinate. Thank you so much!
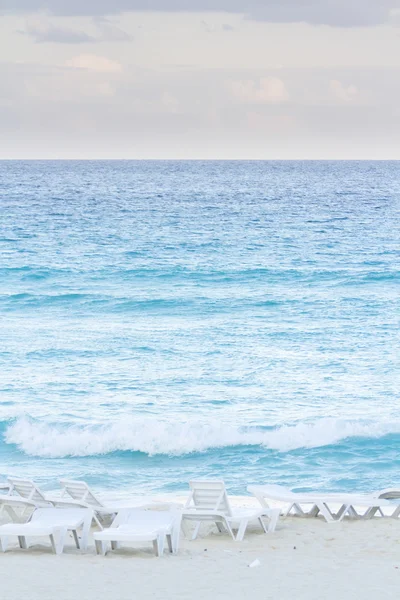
[{"left": 1, "top": 158, "right": 400, "bottom": 162}]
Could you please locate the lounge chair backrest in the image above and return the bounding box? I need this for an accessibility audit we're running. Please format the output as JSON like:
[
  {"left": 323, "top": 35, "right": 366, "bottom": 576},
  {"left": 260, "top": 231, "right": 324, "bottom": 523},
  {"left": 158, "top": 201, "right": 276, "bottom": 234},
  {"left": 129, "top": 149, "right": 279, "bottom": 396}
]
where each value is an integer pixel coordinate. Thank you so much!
[
  {"left": 59, "top": 480, "right": 104, "bottom": 508},
  {"left": 185, "top": 480, "right": 233, "bottom": 517},
  {"left": 7, "top": 478, "right": 48, "bottom": 504}
]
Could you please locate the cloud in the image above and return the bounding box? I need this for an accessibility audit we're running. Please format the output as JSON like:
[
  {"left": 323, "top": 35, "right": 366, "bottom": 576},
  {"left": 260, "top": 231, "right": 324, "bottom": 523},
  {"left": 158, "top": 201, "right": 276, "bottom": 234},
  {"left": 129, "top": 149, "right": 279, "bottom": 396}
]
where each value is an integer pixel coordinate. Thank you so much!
[
  {"left": 230, "top": 77, "right": 289, "bottom": 104},
  {"left": 65, "top": 54, "right": 123, "bottom": 72},
  {"left": 23, "top": 18, "right": 96, "bottom": 43},
  {"left": 21, "top": 16, "right": 133, "bottom": 43},
  {"left": 329, "top": 79, "right": 359, "bottom": 102},
  {"left": 2, "top": 0, "right": 399, "bottom": 27}
]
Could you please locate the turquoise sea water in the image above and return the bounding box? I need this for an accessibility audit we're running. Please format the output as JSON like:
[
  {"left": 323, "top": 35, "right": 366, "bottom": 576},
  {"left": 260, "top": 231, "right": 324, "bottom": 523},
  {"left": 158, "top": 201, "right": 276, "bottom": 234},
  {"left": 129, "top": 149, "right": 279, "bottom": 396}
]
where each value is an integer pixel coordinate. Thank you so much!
[{"left": 0, "top": 160, "right": 399, "bottom": 496}]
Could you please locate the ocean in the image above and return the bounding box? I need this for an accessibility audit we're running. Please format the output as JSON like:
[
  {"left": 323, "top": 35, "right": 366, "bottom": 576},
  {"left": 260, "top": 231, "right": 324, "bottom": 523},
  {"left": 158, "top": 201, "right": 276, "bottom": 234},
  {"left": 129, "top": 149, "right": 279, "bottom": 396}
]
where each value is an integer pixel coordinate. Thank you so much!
[{"left": 0, "top": 160, "right": 399, "bottom": 497}]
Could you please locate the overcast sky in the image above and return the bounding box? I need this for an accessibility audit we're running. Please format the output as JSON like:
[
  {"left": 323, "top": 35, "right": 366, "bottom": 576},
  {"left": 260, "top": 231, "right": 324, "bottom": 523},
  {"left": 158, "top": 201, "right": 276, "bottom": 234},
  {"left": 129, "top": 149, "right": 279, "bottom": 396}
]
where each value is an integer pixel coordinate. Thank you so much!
[{"left": 1, "top": 1, "right": 400, "bottom": 158}]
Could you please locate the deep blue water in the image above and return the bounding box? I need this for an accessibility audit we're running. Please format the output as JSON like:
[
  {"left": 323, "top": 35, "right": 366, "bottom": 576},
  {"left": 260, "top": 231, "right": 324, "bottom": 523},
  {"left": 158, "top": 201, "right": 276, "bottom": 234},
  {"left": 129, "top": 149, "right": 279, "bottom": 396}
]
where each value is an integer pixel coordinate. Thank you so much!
[{"left": 0, "top": 160, "right": 399, "bottom": 496}]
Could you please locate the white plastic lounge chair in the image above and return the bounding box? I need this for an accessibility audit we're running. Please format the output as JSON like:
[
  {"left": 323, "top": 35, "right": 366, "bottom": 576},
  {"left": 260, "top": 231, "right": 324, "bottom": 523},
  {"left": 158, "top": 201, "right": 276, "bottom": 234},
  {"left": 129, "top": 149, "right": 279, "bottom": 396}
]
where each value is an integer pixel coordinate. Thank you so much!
[
  {"left": 247, "top": 484, "right": 396, "bottom": 522},
  {"left": 93, "top": 508, "right": 182, "bottom": 557},
  {"left": 0, "top": 507, "right": 94, "bottom": 554},
  {"left": 182, "top": 480, "right": 280, "bottom": 541}
]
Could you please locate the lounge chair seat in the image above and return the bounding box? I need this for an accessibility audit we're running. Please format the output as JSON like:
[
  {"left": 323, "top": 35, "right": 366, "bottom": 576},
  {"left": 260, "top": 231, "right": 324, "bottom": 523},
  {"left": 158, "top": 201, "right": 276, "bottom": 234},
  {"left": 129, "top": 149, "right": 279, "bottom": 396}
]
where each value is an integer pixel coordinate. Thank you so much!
[
  {"left": 93, "top": 508, "right": 182, "bottom": 557},
  {"left": 182, "top": 480, "right": 280, "bottom": 541},
  {"left": 0, "top": 508, "right": 94, "bottom": 554}
]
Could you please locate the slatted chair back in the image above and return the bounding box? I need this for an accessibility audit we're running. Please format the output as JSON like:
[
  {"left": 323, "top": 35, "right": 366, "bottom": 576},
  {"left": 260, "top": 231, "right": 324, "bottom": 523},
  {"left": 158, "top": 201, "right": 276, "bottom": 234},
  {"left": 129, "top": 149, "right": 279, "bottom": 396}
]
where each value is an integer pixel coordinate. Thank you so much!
[
  {"left": 7, "top": 478, "right": 49, "bottom": 505},
  {"left": 59, "top": 479, "right": 104, "bottom": 508},
  {"left": 185, "top": 480, "right": 233, "bottom": 517}
]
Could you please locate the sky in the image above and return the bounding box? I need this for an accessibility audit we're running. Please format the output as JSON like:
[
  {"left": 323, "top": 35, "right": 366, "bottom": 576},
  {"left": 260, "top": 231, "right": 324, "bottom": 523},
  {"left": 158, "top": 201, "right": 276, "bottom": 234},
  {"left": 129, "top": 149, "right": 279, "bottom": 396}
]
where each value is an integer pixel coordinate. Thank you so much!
[{"left": 1, "top": 1, "right": 400, "bottom": 158}]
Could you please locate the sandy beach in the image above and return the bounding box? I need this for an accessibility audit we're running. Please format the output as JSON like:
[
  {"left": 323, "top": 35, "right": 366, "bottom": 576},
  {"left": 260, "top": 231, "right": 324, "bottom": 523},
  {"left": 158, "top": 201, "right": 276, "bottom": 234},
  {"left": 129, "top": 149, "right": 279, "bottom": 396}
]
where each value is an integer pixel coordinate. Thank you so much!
[{"left": 1, "top": 501, "right": 400, "bottom": 600}]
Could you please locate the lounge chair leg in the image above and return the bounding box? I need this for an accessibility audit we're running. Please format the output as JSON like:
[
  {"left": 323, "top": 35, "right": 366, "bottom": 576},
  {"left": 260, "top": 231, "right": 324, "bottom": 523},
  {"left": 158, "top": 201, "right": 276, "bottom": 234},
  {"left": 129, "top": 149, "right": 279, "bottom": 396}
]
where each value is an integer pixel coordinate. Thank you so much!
[
  {"left": 347, "top": 506, "right": 359, "bottom": 519},
  {"left": 171, "top": 525, "right": 180, "bottom": 554},
  {"left": 80, "top": 514, "right": 93, "bottom": 551},
  {"left": 391, "top": 506, "right": 400, "bottom": 519},
  {"left": 166, "top": 534, "right": 173, "bottom": 553},
  {"left": 158, "top": 534, "right": 165, "bottom": 556},
  {"left": 317, "top": 503, "right": 336, "bottom": 523},
  {"left": 363, "top": 507, "right": 377, "bottom": 520},
  {"left": 49, "top": 534, "right": 57, "bottom": 554},
  {"left": 18, "top": 536, "right": 27, "bottom": 549},
  {"left": 54, "top": 529, "right": 67, "bottom": 555},
  {"left": 292, "top": 503, "right": 306, "bottom": 517},
  {"left": 284, "top": 503, "right": 293, "bottom": 516},
  {"left": 308, "top": 505, "right": 320, "bottom": 518},
  {"left": 191, "top": 522, "right": 201, "bottom": 540},
  {"left": 258, "top": 517, "right": 268, "bottom": 534},
  {"left": 95, "top": 540, "right": 106, "bottom": 555},
  {"left": 216, "top": 522, "right": 225, "bottom": 533},
  {"left": 267, "top": 509, "right": 280, "bottom": 533},
  {"left": 72, "top": 530, "right": 80, "bottom": 549},
  {"left": 234, "top": 520, "right": 248, "bottom": 542},
  {"left": 153, "top": 535, "right": 164, "bottom": 557},
  {"left": 0, "top": 536, "right": 7, "bottom": 552},
  {"left": 336, "top": 505, "right": 346, "bottom": 520},
  {"left": 337, "top": 504, "right": 355, "bottom": 522},
  {"left": 223, "top": 519, "right": 235, "bottom": 541}
]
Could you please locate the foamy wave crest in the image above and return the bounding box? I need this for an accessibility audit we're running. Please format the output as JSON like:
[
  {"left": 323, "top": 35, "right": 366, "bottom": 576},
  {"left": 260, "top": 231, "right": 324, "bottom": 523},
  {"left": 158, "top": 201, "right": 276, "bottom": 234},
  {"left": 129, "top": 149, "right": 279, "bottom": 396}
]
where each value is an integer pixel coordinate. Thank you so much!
[{"left": 3, "top": 416, "right": 400, "bottom": 458}]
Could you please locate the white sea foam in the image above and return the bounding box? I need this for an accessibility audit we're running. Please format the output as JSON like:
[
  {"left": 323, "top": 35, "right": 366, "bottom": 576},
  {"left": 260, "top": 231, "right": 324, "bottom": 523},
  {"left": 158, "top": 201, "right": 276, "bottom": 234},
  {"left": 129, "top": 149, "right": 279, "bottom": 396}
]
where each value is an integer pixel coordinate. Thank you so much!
[{"left": 3, "top": 416, "right": 399, "bottom": 458}]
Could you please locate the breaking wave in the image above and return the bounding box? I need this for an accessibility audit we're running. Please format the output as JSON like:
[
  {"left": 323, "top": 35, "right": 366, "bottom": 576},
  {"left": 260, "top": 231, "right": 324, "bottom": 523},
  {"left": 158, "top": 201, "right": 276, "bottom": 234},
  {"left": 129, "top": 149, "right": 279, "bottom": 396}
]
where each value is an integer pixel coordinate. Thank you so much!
[{"left": 2, "top": 416, "right": 400, "bottom": 458}]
